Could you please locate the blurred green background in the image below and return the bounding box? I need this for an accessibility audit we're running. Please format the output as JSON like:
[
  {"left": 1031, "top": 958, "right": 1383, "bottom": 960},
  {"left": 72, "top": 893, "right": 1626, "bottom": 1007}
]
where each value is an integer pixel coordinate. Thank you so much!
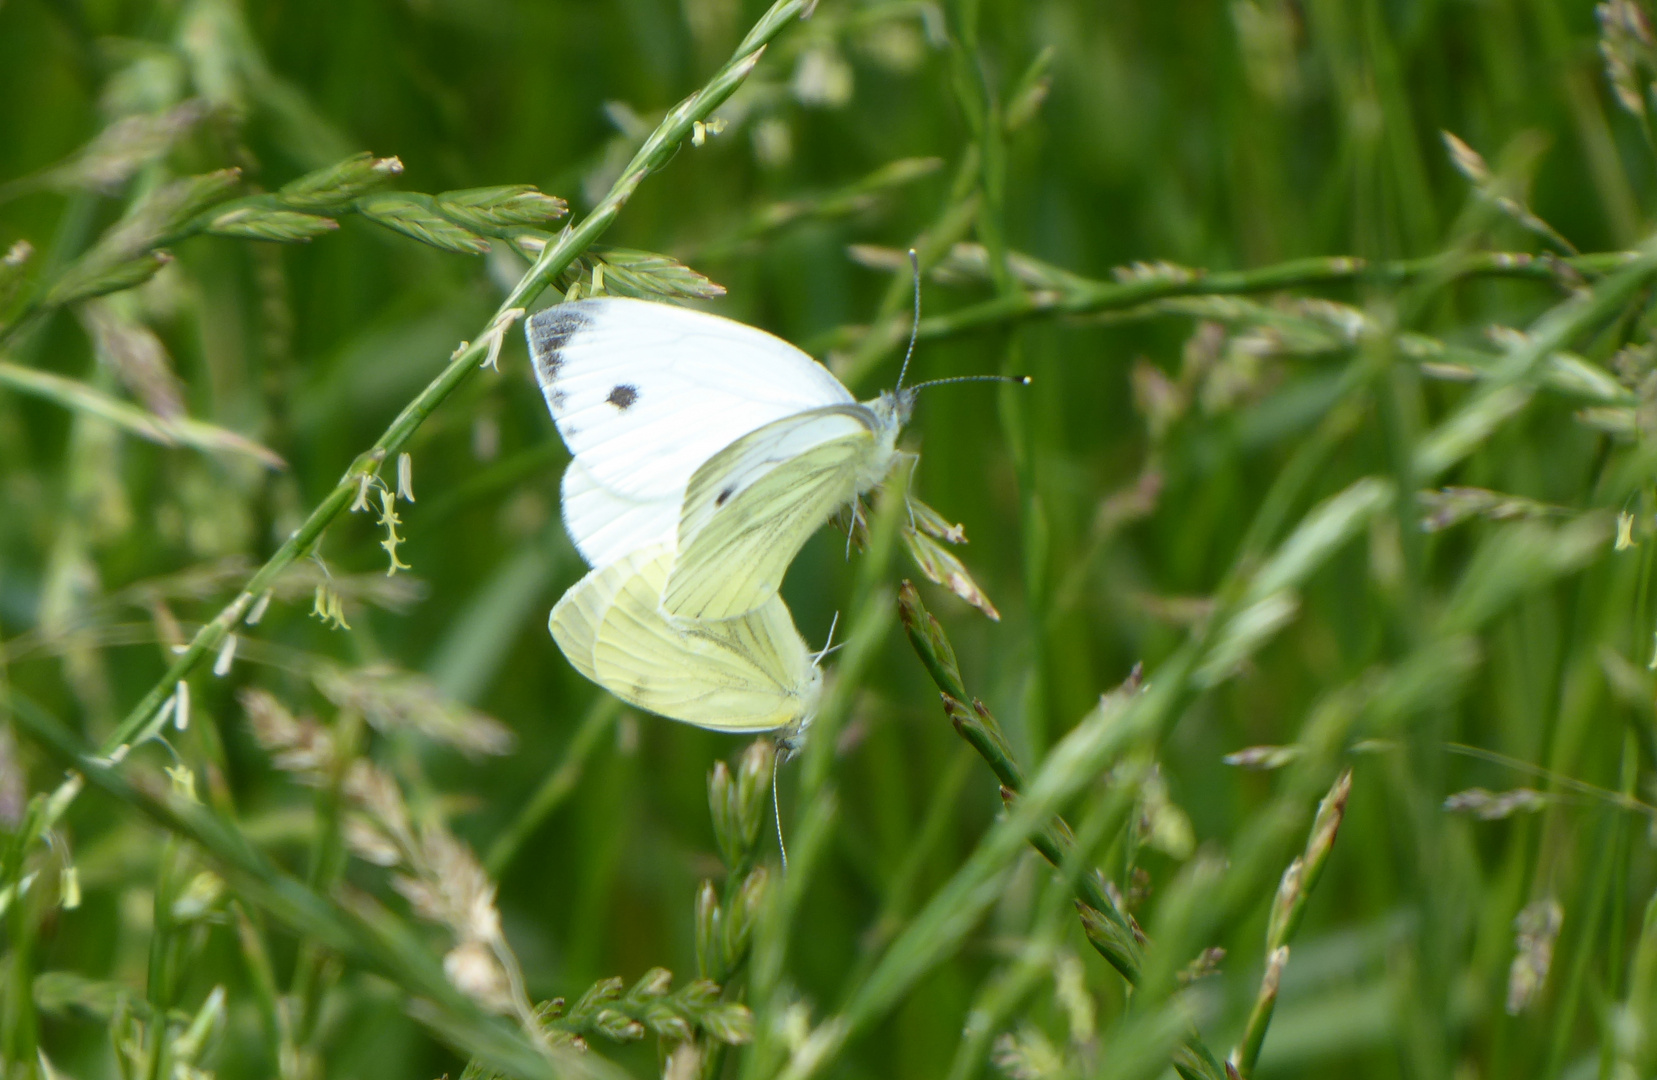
[{"left": 4, "top": 0, "right": 1657, "bottom": 1078}]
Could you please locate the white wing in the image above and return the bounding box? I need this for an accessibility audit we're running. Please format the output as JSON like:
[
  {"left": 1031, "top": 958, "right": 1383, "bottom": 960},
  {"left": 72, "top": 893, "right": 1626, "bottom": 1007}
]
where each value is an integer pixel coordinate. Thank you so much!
[
  {"left": 662, "top": 408, "right": 882, "bottom": 620},
  {"left": 548, "top": 545, "right": 822, "bottom": 733},
  {"left": 526, "top": 298, "right": 855, "bottom": 504},
  {"left": 560, "top": 458, "right": 681, "bottom": 568}
]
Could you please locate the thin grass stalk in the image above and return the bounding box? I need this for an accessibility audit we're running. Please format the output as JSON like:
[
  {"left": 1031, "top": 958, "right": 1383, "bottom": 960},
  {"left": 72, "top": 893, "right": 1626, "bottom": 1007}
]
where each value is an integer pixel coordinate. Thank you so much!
[
  {"left": 845, "top": 743, "right": 976, "bottom": 984},
  {"left": 0, "top": 738, "right": 79, "bottom": 1069},
  {"left": 943, "top": 0, "right": 1008, "bottom": 286},
  {"left": 1233, "top": 391, "right": 1369, "bottom": 566},
  {"left": 740, "top": 790, "right": 840, "bottom": 1080},
  {"left": 941, "top": 0, "right": 1057, "bottom": 764},
  {"left": 1544, "top": 809, "right": 1623, "bottom": 1079},
  {"left": 485, "top": 696, "right": 621, "bottom": 877},
  {"left": 0, "top": 360, "right": 283, "bottom": 467},
  {"left": 1611, "top": 889, "right": 1657, "bottom": 1076},
  {"left": 96, "top": 0, "right": 813, "bottom": 756},
  {"left": 1364, "top": 266, "right": 1458, "bottom": 1080},
  {"left": 1598, "top": 730, "right": 1640, "bottom": 1080},
  {"left": 1, "top": 859, "right": 40, "bottom": 1068},
  {"left": 181, "top": 691, "right": 237, "bottom": 818},
  {"left": 942, "top": 888, "right": 1071, "bottom": 1080},
  {"left": 862, "top": 249, "right": 1642, "bottom": 354},
  {"left": 832, "top": 155, "right": 983, "bottom": 390},
  {"left": 142, "top": 835, "right": 187, "bottom": 1080},
  {"left": 287, "top": 709, "right": 362, "bottom": 1045},
  {"left": 230, "top": 902, "right": 297, "bottom": 1080},
  {"left": 1227, "top": 770, "right": 1352, "bottom": 1077},
  {"left": 1229, "top": 947, "right": 1287, "bottom": 1080},
  {"left": 1634, "top": 517, "right": 1656, "bottom": 702}
]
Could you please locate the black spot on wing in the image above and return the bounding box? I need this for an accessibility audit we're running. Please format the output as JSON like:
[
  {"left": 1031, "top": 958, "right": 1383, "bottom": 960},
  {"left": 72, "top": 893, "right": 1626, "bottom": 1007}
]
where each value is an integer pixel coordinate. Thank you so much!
[
  {"left": 607, "top": 384, "right": 639, "bottom": 410},
  {"left": 716, "top": 486, "right": 735, "bottom": 506},
  {"left": 526, "top": 307, "right": 591, "bottom": 389}
]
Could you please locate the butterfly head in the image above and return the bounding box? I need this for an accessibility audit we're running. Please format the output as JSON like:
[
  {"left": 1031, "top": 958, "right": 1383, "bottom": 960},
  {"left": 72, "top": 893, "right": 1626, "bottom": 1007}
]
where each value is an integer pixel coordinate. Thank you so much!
[
  {"left": 871, "top": 387, "right": 917, "bottom": 431},
  {"left": 780, "top": 663, "right": 823, "bottom": 751},
  {"left": 781, "top": 609, "right": 840, "bottom": 749}
]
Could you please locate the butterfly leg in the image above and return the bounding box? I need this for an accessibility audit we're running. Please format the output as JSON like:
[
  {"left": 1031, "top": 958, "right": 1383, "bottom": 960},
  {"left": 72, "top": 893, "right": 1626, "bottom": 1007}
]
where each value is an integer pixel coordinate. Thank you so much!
[{"left": 845, "top": 499, "right": 865, "bottom": 562}]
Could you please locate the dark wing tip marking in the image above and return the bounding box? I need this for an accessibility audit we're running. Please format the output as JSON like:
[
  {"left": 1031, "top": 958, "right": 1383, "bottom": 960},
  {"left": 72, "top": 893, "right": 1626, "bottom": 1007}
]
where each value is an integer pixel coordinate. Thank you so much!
[
  {"left": 526, "top": 307, "right": 591, "bottom": 389},
  {"left": 606, "top": 383, "right": 640, "bottom": 410}
]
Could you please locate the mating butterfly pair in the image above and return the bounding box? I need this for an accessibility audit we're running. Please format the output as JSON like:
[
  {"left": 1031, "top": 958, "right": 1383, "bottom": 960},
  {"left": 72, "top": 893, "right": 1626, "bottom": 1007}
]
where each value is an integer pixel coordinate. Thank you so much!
[{"left": 529, "top": 297, "right": 916, "bottom": 736}]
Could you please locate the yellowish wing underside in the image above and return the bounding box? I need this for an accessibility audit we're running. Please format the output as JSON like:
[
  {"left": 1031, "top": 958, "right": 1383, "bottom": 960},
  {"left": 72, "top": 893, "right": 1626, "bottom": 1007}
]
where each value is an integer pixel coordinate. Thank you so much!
[
  {"left": 547, "top": 559, "right": 617, "bottom": 683},
  {"left": 664, "top": 434, "right": 872, "bottom": 621},
  {"left": 549, "top": 545, "right": 815, "bottom": 732}
]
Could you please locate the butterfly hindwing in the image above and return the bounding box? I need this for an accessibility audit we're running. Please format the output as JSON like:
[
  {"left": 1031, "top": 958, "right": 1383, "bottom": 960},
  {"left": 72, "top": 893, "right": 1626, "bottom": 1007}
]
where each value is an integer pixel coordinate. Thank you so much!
[
  {"left": 547, "top": 551, "right": 623, "bottom": 683},
  {"left": 550, "top": 545, "right": 821, "bottom": 732},
  {"left": 662, "top": 409, "right": 879, "bottom": 621},
  {"left": 528, "top": 298, "right": 855, "bottom": 506},
  {"left": 560, "top": 458, "right": 681, "bottom": 568}
]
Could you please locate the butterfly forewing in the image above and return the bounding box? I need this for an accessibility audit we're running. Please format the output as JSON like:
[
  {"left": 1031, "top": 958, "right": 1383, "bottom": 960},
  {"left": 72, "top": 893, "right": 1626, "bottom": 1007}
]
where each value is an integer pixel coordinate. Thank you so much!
[
  {"left": 528, "top": 298, "right": 855, "bottom": 507},
  {"left": 663, "top": 412, "right": 877, "bottom": 620}
]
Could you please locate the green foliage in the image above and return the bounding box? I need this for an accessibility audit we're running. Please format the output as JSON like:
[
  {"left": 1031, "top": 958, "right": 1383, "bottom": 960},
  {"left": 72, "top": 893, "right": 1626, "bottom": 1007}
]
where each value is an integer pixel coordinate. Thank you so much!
[{"left": 5, "top": 0, "right": 1657, "bottom": 1079}]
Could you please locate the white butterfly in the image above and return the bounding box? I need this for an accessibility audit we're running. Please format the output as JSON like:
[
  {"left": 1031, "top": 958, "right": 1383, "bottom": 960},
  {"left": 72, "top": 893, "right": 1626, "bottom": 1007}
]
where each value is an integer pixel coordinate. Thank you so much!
[
  {"left": 527, "top": 297, "right": 912, "bottom": 622},
  {"left": 548, "top": 543, "right": 823, "bottom": 733}
]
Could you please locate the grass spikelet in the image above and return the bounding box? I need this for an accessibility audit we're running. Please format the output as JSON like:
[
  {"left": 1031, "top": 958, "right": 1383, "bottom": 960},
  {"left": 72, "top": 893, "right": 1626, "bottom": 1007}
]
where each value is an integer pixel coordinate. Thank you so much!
[{"left": 311, "top": 663, "right": 513, "bottom": 756}]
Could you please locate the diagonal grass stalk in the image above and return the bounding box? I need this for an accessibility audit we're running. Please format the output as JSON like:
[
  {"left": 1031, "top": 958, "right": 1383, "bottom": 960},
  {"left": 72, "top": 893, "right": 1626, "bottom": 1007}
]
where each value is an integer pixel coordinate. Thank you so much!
[{"left": 835, "top": 250, "right": 1649, "bottom": 372}]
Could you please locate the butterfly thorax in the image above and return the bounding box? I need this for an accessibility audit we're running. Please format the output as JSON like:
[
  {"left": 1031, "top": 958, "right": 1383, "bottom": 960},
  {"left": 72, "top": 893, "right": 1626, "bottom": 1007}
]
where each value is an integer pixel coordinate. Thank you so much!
[{"left": 857, "top": 389, "right": 915, "bottom": 491}]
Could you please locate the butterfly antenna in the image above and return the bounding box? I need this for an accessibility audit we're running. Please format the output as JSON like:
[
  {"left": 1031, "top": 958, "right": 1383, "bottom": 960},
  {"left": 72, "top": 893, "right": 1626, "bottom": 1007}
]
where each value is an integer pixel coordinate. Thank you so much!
[
  {"left": 772, "top": 748, "right": 789, "bottom": 873},
  {"left": 905, "top": 373, "right": 1033, "bottom": 392},
  {"left": 894, "top": 249, "right": 922, "bottom": 393}
]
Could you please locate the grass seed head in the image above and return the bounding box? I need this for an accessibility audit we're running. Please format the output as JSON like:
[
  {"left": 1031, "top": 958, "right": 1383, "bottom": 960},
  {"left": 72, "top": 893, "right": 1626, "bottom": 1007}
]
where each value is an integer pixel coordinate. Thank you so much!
[{"left": 1507, "top": 898, "right": 1564, "bottom": 1014}]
